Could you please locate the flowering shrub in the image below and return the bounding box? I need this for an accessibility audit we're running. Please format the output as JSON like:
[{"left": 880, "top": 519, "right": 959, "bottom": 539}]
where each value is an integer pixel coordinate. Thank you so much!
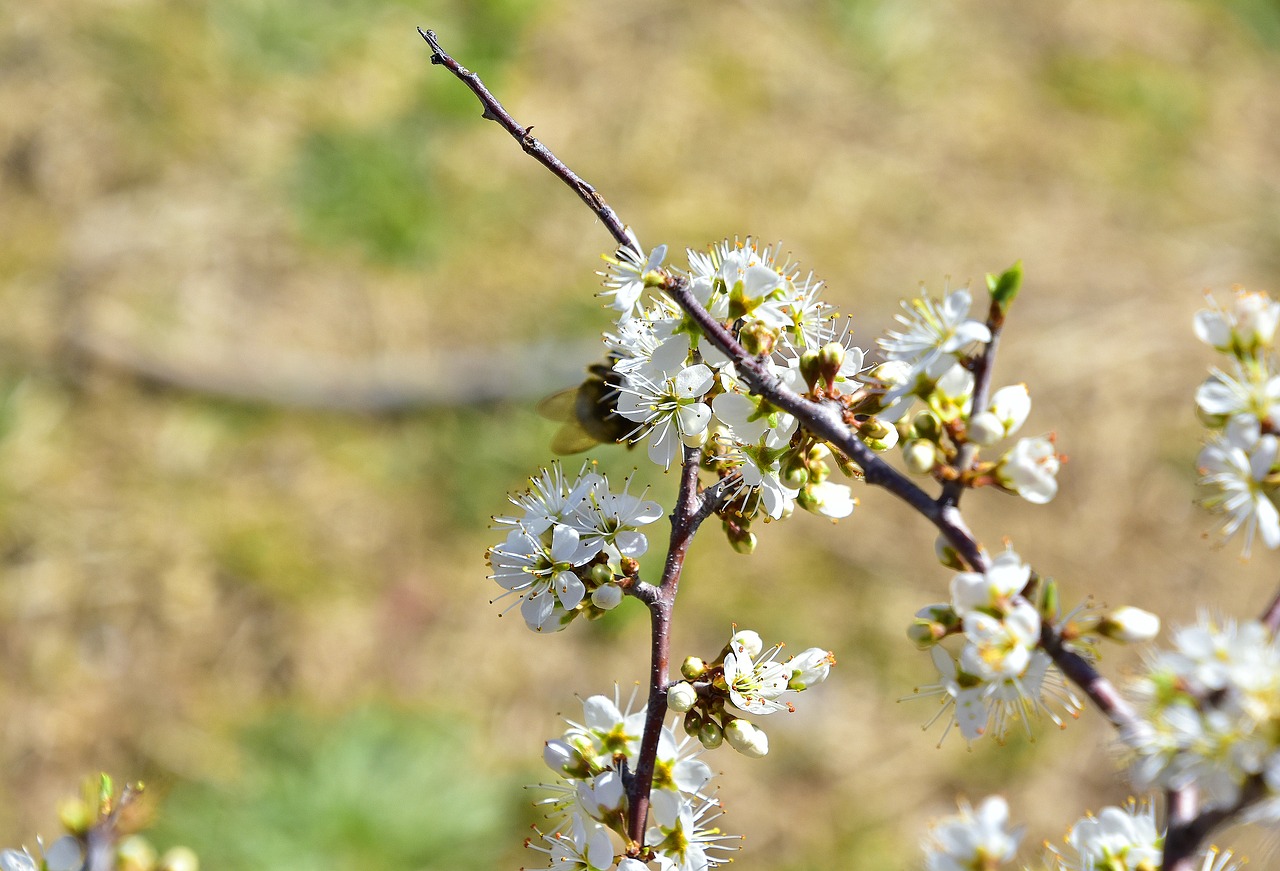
[{"left": 418, "top": 26, "right": 1280, "bottom": 871}]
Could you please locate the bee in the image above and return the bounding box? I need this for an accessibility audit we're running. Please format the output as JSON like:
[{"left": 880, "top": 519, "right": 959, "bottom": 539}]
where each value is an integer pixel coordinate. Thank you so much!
[{"left": 537, "top": 358, "right": 634, "bottom": 455}]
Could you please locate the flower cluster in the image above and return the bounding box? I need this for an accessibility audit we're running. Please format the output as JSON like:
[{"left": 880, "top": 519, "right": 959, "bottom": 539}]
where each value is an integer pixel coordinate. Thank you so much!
[
  {"left": 601, "top": 238, "right": 859, "bottom": 536},
  {"left": 666, "top": 628, "right": 835, "bottom": 758},
  {"left": 871, "top": 279, "right": 1061, "bottom": 505},
  {"left": 1195, "top": 287, "right": 1280, "bottom": 555},
  {"left": 532, "top": 693, "right": 735, "bottom": 871},
  {"left": 920, "top": 796, "right": 1242, "bottom": 871},
  {"left": 909, "top": 548, "right": 1087, "bottom": 744},
  {"left": 1128, "top": 613, "right": 1280, "bottom": 819},
  {"left": 487, "top": 462, "right": 662, "bottom": 631}
]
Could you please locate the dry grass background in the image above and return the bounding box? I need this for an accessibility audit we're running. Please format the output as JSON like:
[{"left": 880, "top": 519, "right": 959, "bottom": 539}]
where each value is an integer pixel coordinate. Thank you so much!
[{"left": 3, "top": 0, "right": 1280, "bottom": 867}]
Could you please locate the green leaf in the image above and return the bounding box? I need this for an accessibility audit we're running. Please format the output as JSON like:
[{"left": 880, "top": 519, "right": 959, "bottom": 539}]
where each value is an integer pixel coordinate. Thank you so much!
[{"left": 985, "top": 260, "right": 1024, "bottom": 316}]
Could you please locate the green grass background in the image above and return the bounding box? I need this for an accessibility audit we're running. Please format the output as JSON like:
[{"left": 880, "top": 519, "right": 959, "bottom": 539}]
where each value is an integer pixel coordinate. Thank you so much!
[{"left": 3, "top": 0, "right": 1280, "bottom": 867}]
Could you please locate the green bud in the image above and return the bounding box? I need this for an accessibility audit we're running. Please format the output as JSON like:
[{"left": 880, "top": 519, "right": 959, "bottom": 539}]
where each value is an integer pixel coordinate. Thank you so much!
[
  {"left": 986, "top": 260, "right": 1023, "bottom": 316},
  {"left": 724, "top": 522, "right": 757, "bottom": 555},
  {"left": 859, "top": 416, "right": 892, "bottom": 441},
  {"left": 589, "top": 564, "right": 613, "bottom": 586},
  {"left": 818, "top": 342, "right": 845, "bottom": 388},
  {"left": 739, "top": 321, "right": 779, "bottom": 356},
  {"left": 935, "top": 536, "right": 965, "bottom": 570},
  {"left": 907, "top": 619, "right": 945, "bottom": 649},
  {"left": 697, "top": 722, "right": 724, "bottom": 750},
  {"left": 780, "top": 455, "right": 809, "bottom": 489},
  {"left": 682, "top": 656, "right": 708, "bottom": 680},
  {"left": 911, "top": 410, "right": 943, "bottom": 441},
  {"left": 799, "top": 350, "right": 822, "bottom": 392},
  {"left": 902, "top": 439, "right": 937, "bottom": 475}
]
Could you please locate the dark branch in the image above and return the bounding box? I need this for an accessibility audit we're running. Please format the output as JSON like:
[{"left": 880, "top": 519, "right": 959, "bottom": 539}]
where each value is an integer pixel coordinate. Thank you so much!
[{"left": 627, "top": 444, "right": 708, "bottom": 849}]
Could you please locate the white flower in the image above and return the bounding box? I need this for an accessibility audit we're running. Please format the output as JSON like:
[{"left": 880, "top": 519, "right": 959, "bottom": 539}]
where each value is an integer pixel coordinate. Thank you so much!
[
  {"left": 1051, "top": 802, "right": 1161, "bottom": 871},
  {"left": 880, "top": 287, "right": 992, "bottom": 376},
  {"left": 921, "top": 795, "right": 1021, "bottom": 871},
  {"left": 487, "top": 525, "right": 599, "bottom": 632},
  {"left": 1196, "top": 363, "right": 1280, "bottom": 427},
  {"left": 1128, "top": 614, "right": 1280, "bottom": 809},
  {"left": 573, "top": 472, "right": 664, "bottom": 561},
  {"left": 494, "top": 462, "right": 600, "bottom": 535},
  {"left": 914, "top": 646, "right": 991, "bottom": 745},
  {"left": 1198, "top": 416, "right": 1280, "bottom": 555},
  {"left": 988, "top": 384, "right": 1031, "bottom": 437},
  {"left": 646, "top": 794, "right": 737, "bottom": 871},
  {"left": 600, "top": 242, "right": 667, "bottom": 321},
  {"left": 0, "top": 851, "right": 36, "bottom": 871},
  {"left": 1195, "top": 288, "right": 1280, "bottom": 355},
  {"left": 528, "top": 813, "right": 617, "bottom": 871},
  {"left": 723, "top": 639, "right": 792, "bottom": 715},
  {"left": 996, "top": 435, "right": 1060, "bottom": 504},
  {"left": 711, "top": 391, "right": 797, "bottom": 448},
  {"left": 960, "top": 603, "right": 1041, "bottom": 682},
  {"left": 949, "top": 548, "right": 1032, "bottom": 617},
  {"left": 617, "top": 365, "right": 715, "bottom": 469}
]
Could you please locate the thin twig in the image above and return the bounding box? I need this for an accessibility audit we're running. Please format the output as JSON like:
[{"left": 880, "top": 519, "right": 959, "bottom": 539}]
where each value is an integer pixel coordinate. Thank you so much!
[
  {"left": 941, "top": 296, "right": 1005, "bottom": 506},
  {"left": 418, "top": 29, "right": 632, "bottom": 251}
]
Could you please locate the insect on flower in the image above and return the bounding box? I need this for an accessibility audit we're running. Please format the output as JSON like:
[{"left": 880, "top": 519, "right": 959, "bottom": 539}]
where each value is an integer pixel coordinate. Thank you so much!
[{"left": 538, "top": 358, "right": 635, "bottom": 455}]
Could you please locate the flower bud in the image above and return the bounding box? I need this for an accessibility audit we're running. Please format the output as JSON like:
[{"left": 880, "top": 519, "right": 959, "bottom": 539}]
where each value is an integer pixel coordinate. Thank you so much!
[
  {"left": 788, "top": 648, "right": 834, "bottom": 690},
  {"left": 731, "top": 629, "right": 764, "bottom": 659},
  {"left": 860, "top": 417, "right": 899, "bottom": 451},
  {"left": 739, "top": 321, "right": 779, "bottom": 356},
  {"left": 903, "top": 439, "right": 937, "bottom": 475},
  {"left": 697, "top": 722, "right": 724, "bottom": 749},
  {"left": 911, "top": 410, "right": 943, "bottom": 441},
  {"left": 724, "top": 522, "right": 757, "bottom": 554},
  {"left": 667, "top": 681, "right": 698, "bottom": 712},
  {"left": 682, "top": 428, "right": 709, "bottom": 448},
  {"left": 544, "top": 738, "right": 589, "bottom": 778},
  {"left": 724, "top": 718, "right": 769, "bottom": 758},
  {"left": 591, "top": 583, "right": 624, "bottom": 611},
  {"left": 818, "top": 342, "right": 845, "bottom": 388},
  {"left": 780, "top": 454, "right": 809, "bottom": 489},
  {"left": 799, "top": 350, "right": 822, "bottom": 392},
  {"left": 57, "top": 797, "right": 92, "bottom": 835},
  {"left": 159, "top": 848, "right": 200, "bottom": 871},
  {"left": 117, "top": 836, "right": 157, "bottom": 871},
  {"left": 588, "top": 563, "right": 614, "bottom": 586},
  {"left": 1097, "top": 606, "right": 1160, "bottom": 643},
  {"left": 681, "top": 656, "right": 708, "bottom": 680},
  {"left": 907, "top": 619, "right": 946, "bottom": 649},
  {"left": 935, "top": 536, "right": 965, "bottom": 570},
  {"left": 967, "top": 411, "right": 1003, "bottom": 446}
]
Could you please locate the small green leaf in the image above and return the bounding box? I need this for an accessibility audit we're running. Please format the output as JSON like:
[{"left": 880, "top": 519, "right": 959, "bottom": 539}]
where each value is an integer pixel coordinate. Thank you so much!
[{"left": 986, "top": 260, "right": 1024, "bottom": 315}]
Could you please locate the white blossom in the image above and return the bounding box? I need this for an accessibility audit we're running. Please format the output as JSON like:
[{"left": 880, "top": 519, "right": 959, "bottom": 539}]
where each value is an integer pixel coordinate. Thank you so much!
[{"left": 921, "top": 795, "right": 1021, "bottom": 871}]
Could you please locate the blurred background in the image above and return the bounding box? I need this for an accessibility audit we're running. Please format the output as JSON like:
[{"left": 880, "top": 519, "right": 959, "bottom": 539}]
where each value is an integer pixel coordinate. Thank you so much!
[{"left": 3, "top": 0, "right": 1280, "bottom": 867}]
